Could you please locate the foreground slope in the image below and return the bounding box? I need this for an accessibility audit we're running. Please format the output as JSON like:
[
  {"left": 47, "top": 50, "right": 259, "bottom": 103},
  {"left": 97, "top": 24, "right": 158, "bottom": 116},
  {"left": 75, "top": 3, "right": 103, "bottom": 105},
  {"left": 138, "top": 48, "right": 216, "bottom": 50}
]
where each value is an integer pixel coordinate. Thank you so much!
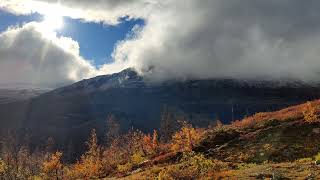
[{"left": 122, "top": 100, "right": 320, "bottom": 179}]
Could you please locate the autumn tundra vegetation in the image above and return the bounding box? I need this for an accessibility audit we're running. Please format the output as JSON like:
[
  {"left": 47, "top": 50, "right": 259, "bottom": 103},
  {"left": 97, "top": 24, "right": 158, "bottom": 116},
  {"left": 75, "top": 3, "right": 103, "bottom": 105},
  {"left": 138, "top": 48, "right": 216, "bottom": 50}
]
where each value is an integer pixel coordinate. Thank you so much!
[{"left": 1, "top": 100, "right": 320, "bottom": 179}]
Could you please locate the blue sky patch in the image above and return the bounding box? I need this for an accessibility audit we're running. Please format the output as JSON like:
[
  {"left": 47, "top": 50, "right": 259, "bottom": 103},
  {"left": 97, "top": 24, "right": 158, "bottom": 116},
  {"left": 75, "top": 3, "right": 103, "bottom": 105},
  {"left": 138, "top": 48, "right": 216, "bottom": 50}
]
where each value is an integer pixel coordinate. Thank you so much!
[
  {"left": 0, "top": 9, "right": 145, "bottom": 67},
  {"left": 57, "top": 17, "right": 144, "bottom": 66}
]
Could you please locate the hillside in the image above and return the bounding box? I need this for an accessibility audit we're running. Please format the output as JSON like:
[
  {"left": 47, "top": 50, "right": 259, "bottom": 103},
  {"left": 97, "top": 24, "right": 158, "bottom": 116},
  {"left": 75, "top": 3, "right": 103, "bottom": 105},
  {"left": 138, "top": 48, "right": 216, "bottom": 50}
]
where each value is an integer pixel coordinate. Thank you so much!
[
  {"left": 119, "top": 100, "right": 320, "bottom": 179},
  {"left": 1, "top": 68, "right": 320, "bottom": 153},
  {"left": 1, "top": 99, "right": 320, "bottom": 179}
]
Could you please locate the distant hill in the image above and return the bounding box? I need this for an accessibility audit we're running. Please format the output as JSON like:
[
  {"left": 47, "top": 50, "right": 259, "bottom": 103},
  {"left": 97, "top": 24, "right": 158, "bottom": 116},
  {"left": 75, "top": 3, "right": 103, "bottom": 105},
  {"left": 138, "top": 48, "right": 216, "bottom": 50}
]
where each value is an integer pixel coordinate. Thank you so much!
[
  {"left": 0, "top": 88, "right": 46, "bottom": 104},
  {"left": 0, "top": 68, "right": 320, "bottom": 150}
]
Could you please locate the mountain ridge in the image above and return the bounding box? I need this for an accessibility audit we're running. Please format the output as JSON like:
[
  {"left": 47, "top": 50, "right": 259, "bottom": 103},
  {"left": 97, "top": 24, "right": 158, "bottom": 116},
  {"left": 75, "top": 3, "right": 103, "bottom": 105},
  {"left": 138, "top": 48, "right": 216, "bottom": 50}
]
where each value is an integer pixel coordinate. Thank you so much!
[
  {"left": 53, "top": 68, "right": 320, "bottom": 94},
  {"left": 1, "top": 68, "right": 320, "bottom": 154}
]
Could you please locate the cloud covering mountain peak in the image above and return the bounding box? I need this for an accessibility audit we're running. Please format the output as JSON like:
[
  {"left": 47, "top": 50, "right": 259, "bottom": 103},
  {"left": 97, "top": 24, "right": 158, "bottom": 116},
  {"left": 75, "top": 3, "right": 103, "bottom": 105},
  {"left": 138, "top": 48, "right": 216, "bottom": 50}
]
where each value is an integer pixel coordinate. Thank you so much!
[{"left": 1, "top": 0, "right": 320, "bottom": 87}]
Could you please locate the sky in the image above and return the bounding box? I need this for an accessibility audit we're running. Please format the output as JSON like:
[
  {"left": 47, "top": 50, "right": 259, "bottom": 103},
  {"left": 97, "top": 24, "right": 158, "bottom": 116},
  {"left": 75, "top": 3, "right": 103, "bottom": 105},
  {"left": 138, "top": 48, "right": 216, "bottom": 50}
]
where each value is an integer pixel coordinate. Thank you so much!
[
  {"left": 0, "top": 10, "right": 144, "bottom": 67},
  {"left": 57, "top": 17, "right": 144, "bottom": 67},
  {"left": 1, "top": 0, "right": 320, "bottom": 88}
]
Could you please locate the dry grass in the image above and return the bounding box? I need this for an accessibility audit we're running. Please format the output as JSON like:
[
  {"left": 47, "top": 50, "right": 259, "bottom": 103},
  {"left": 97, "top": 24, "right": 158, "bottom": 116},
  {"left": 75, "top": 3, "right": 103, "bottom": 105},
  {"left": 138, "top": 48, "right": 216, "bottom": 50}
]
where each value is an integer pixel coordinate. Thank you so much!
[
  {"left": 211, "top": 161, "right": 320, "bottom": 180},
  {"left": 232, "top": 99, "right": 320, "bottom": 129},
  {"left": 123, "top": 160, "right": 320, "bottom": 180}
]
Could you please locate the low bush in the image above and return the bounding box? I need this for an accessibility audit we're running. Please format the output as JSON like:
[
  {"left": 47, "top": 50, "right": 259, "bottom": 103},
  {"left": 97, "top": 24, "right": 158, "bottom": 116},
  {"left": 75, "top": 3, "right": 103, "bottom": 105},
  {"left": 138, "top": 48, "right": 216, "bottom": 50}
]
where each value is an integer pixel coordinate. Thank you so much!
[
  {"left": 314, "top": 152, "right": 320, "bottom": 162},
  {"left": 42, "top": 151, "right": 63, "bottom": 179},
  {"left": 296, "top": 158, "right": 312, "bottom": 163},
  {"left": 171, "top": 122, "right": 205, "bottom": 152},
  {"left": 131, "top": 152, "right": 146, "bottom": 166},
  {"left": 263, "top": 119, "right": 280, "bottom": 127},
  {"left": 236, "top": 163, "right": 257, "bottom": 170},
  {"left": 0, "top": 158, "right": 7, "bottom": 176},
  {"left": 158, "top": 151, "right": 225, "bottom": 179},
  {"left": 117, "top": 162, "right": 133, "bottom": 174},
  {"left": 158, "top": 165, "right": 198, "bottom": 180},
  {"left": 303, "top": 102, "right": 319, "bottom": 123}
]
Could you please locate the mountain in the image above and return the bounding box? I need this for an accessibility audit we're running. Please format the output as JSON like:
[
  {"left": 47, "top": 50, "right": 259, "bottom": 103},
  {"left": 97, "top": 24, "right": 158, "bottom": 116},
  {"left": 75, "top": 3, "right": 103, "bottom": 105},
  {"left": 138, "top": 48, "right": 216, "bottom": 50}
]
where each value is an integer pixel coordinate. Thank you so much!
[
  {"left": 0, "top": 88, "right": 46, "bottom": 104},
  {"left": 1, "top": 68, "right": 320, "bottom": 149}
]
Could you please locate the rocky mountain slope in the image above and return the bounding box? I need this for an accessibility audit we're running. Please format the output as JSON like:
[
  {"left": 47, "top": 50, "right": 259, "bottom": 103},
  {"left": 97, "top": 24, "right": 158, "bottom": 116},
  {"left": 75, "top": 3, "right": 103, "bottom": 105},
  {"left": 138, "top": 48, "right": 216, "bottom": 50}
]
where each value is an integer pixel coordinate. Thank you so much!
[{"left": 0, "top": 68, "right": 320, "bottom": 149}]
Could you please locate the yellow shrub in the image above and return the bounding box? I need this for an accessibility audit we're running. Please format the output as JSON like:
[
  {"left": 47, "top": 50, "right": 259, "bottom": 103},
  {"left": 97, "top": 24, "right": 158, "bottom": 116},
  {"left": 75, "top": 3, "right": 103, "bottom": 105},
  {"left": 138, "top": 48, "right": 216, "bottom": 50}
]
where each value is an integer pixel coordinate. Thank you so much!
[
  {"left": 65, "top": 129, "right": 104, "bottom": 179},
  {"left": 117, "top": 162, "right": 133, "bottom": 173},
  {"left": 158, "top": 165, "right": 197, "bottom": 180},
  {"left": 315, "top": 152, "right": 320, "bottom": 161},
  {"left": 181, "top": 151, "right": 215, "bottom": 175},
  {"left": 303, "top": 102, "right": 319, "bottom": 123},
  {"left": 131, "top": 152, "right": 145, "bottom": 166},
  {"left": 65, "top": 158, "right": 103, "bottom": 179},
  {"left": 171, "top": 122, "right": 205, "bottom": 152},
  {"left": 0, "top": 158, "right": 7, "bottom": 176},
  {"left": 158, "top": 152, "right": 221, "bottom": 179},
  {"left": 236, "top": 163, "right": 257, "bottom": 170},
  {"left": 296, "top": 158, "right": 312, "bottom": 163},
  {"left": 314, "top": 152, "right": 320, "bottom": 165}
]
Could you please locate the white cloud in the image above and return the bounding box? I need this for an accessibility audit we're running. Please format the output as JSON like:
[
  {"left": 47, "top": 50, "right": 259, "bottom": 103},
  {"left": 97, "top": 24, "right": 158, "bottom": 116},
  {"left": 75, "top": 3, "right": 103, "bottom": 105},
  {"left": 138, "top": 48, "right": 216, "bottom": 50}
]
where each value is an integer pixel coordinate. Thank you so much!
[
  {"left": 0, "top": 0, "right": 156, "bottom": 25},
  {"left": 108, "top": 0, "right": 320, "bottom": 82},
  {"left": 0, "top": 22, "right": 97, "bottom": 87},
  {"left": 2, "top": 0, "right": 320, "bottom": 85}
]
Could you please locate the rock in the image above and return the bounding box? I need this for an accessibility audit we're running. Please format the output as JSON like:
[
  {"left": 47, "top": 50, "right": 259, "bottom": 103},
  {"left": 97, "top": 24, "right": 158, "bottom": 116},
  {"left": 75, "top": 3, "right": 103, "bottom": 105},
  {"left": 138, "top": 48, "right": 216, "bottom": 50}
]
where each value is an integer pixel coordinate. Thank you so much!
[{"left": 131, "top": 168, "right": 142, "bottom": 174}]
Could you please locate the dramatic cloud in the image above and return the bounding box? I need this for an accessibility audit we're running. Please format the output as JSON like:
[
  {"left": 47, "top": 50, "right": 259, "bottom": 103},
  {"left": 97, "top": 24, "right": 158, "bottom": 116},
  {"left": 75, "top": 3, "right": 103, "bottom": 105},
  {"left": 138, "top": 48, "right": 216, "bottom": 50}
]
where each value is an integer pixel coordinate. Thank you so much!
[
  {"left": 0, "top": 22, "right": 97, "bottom": 87},
  {"left": 2, "top": 0, "right": 320, "bottom": 84},
  {"left": 110, "top": 0, "right": 320, "bottom": 82}
]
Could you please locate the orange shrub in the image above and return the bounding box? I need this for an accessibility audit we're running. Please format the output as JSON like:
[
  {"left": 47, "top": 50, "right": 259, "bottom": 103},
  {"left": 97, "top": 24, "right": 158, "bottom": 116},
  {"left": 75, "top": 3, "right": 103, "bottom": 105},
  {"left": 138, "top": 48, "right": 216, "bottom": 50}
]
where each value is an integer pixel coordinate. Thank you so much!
[
  {"left": 171, "top": 122, "right": 205, "bottom": 152},
  {"left": 143, "top": 130, "right": 159, "bottom": 155},
  {"left": 42, "top": 151, "right": 63, "bottom": 179},
  {"left": 65, "top": 129, "right": 103, "bottom": 179}
]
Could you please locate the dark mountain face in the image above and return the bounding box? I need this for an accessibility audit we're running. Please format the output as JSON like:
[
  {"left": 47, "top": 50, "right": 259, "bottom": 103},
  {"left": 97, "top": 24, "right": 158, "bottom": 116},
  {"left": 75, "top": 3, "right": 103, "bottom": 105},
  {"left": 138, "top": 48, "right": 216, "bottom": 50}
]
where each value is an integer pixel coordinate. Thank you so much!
[{"left": 1, "top": 68, "right": 320, "bottom": 149}]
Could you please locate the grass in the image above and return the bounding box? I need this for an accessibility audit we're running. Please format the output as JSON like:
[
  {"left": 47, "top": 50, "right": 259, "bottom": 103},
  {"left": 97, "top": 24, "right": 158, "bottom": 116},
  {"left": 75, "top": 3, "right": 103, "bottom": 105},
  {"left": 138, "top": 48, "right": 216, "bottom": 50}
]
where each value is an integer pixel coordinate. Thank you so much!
[
  {"left": 122, "top": 160, "right": 320, "bottom": 179},
  {"left": 231, "top": 99, "right": 320, "bottom": 129}
]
